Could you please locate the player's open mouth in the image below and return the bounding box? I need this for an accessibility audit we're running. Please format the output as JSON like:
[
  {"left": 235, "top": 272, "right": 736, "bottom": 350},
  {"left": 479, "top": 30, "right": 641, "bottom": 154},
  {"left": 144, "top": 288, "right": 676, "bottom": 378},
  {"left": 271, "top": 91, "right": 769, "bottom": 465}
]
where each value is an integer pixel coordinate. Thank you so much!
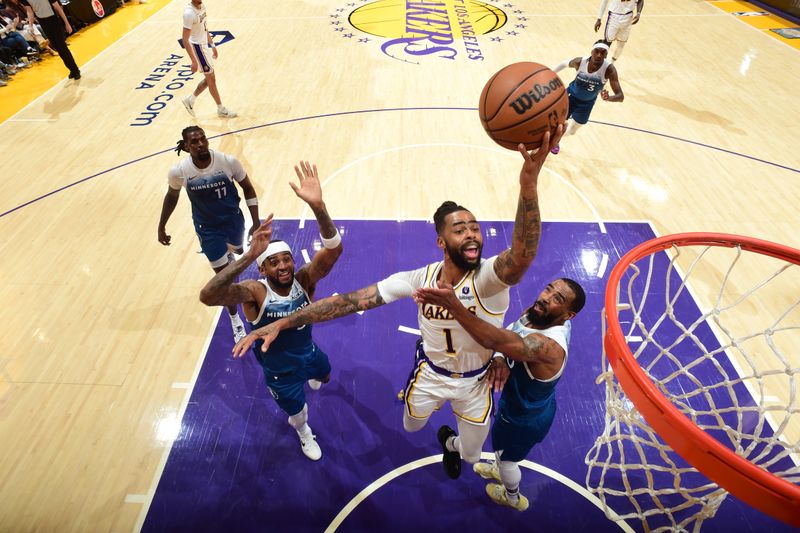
[{"left": 463, "top": 243, "right": 480, "bottom": 260}]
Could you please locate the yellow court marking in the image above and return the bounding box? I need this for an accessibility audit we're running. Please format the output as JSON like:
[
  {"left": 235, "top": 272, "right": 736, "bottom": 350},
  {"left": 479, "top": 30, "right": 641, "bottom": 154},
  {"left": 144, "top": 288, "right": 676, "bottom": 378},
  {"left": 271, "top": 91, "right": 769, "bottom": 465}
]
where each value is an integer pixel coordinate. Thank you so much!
[
  {"left": 0, "top": 0, "right": 172, "bottom": 123},
  {"left": 707, "top": 0, "right": 800, "bottom": 50}
]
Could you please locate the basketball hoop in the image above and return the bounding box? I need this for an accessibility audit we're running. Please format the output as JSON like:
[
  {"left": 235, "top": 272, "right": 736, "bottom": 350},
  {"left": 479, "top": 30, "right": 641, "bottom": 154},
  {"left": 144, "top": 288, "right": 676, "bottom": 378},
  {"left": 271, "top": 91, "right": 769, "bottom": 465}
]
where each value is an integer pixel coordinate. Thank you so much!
[{"left": 586, "top": 233, "right": 800, "bottom": 531}]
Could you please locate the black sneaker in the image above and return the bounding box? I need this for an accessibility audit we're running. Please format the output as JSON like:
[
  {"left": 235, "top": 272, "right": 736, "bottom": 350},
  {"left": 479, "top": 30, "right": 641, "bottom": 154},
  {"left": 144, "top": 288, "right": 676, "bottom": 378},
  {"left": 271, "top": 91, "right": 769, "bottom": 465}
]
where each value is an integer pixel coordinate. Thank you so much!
[{"left": 437, "top": 425, "right": 461, "bottom": 479}]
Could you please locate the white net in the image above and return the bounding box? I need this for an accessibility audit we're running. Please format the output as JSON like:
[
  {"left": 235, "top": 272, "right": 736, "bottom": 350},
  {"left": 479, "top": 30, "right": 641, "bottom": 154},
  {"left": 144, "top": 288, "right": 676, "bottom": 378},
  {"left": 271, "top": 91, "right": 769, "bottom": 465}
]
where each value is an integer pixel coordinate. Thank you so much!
[{"left": 585, "top": 239, "right": 800, "bottom": 532}]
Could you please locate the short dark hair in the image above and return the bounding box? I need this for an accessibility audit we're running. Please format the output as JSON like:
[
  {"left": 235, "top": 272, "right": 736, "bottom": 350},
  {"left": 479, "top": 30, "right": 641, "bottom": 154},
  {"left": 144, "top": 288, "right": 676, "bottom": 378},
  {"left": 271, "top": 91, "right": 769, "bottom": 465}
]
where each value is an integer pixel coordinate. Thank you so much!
[
  {"left": 175, "top": 126, "right": 205, "bottom": 155},
  {"left": 560, "top": 277, "right": 586, "bottom": 314},
  {"left": 433, "top": 201, "right": 470, "bottom": 235}
]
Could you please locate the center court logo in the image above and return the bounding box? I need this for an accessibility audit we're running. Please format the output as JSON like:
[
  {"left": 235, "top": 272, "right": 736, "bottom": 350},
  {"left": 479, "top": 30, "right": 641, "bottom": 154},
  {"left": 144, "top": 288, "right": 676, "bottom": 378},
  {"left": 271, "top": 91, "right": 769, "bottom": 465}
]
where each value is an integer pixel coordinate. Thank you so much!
[{"left": 330, "top": 0, "right": 529, "bottom": 64}]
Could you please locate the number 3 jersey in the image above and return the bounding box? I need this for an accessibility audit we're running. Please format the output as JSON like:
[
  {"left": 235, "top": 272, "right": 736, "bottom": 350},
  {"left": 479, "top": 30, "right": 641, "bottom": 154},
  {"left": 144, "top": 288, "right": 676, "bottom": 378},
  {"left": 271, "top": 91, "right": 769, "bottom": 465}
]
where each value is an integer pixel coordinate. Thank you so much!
[
  {"left": 377, "top": 256, "right": 510, "bottom": 373},
  {"left": 568, "top": 57, "right": 612, "bottom": 102},
  {"left": 168, "top": 150, "right": 245, "bottom": 228}
]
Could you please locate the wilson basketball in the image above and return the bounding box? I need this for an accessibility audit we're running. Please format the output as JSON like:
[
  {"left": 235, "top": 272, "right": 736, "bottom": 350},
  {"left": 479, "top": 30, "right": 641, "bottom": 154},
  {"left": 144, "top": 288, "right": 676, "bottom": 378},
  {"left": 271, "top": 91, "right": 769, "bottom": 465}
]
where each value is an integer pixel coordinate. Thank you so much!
[{"left": 479, "top": 62, "right": 569, "bottom": 150}]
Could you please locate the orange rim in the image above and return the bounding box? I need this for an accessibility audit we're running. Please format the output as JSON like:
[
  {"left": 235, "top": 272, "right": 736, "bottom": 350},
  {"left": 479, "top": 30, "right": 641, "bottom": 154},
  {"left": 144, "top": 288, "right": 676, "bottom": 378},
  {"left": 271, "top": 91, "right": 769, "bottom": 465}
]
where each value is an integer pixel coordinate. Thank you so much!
[{"left": 603, "top": 232, "right": 800, "bottom": 527}]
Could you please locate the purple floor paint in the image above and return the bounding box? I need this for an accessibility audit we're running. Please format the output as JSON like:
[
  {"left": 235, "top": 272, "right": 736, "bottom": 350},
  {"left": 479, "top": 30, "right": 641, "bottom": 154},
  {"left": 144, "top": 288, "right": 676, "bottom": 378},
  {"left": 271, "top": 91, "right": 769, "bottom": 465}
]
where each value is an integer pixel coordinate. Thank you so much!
[{"left": 142, "top": 220, "right": 794, "bottom": 532}]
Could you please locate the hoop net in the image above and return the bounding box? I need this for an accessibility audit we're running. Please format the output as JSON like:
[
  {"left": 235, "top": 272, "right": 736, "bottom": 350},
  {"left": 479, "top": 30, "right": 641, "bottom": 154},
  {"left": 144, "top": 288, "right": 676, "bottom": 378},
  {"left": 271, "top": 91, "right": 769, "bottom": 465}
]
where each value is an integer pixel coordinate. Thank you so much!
[{"left": 585, "top": 233, "right": 800, "bottom": 532}]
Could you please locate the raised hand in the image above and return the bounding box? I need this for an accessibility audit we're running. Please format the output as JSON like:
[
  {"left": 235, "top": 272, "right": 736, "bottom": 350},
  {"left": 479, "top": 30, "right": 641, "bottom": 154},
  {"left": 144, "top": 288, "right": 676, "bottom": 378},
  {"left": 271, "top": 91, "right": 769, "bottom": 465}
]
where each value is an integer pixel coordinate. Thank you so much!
[
  {"left": 517, "top": 122, "right": 565, "bottom": 185},
  {"left": 290, "top": 161, "right": 323, "bottom": 208},
  {"left": 247, "top": 214, "right": 274, "bottom": 259}
]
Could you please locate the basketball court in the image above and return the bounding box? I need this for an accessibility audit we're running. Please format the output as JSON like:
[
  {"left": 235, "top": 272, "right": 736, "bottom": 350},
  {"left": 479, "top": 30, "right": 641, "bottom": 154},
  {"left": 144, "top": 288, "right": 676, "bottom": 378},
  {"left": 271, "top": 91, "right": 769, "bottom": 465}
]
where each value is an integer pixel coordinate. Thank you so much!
[{"left": 0, "top": 1, "right": 798, "bottom": 531}]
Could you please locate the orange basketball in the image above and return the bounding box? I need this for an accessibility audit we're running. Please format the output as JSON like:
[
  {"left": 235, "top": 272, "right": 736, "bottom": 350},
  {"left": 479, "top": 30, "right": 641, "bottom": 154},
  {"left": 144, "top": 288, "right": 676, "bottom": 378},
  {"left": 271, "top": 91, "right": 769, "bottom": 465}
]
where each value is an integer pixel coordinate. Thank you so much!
[{"left": 479, "top": 62, "right": 568, "bottom": 150}]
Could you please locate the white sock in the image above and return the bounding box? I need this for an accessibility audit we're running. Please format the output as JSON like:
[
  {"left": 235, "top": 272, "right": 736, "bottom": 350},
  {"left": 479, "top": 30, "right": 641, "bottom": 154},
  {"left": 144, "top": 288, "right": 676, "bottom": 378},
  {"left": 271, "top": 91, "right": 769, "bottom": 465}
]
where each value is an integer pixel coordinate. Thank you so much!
[{"left": 447, "top": 435, "right": 458, "bottom": 453}]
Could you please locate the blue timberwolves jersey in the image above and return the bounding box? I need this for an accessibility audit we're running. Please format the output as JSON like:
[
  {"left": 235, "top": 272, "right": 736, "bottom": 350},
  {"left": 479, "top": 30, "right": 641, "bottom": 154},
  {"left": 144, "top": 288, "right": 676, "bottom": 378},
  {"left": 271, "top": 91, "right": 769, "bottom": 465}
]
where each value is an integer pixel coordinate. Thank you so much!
[
  {"left": 498, "top": 319, "right": 571, "bottom": 422},
  {"left": 249, "top": 278, "right": 315, "bottom": 373},
  {"left": 168, "top": 150, "right": 245, "bottom": 228},
  {"left": 567, "top": 57, "right": 612, "bottom": 102}
]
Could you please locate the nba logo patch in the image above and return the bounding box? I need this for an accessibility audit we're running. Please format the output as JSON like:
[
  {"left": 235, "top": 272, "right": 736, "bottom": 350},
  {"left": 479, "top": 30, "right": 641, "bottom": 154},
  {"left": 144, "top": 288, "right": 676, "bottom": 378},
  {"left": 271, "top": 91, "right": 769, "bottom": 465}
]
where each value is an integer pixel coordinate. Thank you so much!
[{"left": 462, "top": 286, "right": 470, "bottom": 295}]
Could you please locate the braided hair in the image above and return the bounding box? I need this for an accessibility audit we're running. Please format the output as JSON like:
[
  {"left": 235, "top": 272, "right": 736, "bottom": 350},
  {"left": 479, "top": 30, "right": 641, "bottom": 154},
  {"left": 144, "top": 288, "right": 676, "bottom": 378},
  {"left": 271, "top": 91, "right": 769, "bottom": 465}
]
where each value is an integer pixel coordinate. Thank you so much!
[
  {"left": 433, "top": 201, "right": 469, "bottom": 235},
  {"left": 175, "top": 125, "right": 204, "bottom": 155}
]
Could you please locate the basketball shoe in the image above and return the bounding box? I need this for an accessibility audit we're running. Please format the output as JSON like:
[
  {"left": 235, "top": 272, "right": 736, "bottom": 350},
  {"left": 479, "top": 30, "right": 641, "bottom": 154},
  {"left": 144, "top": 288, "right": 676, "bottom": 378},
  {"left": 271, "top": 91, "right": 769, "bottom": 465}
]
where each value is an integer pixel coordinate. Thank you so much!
[
  {"left": 486, "top": 483, "right": 529, "bottom": 511},
  {"left": 181, "top": 96, "right": 195, "bottom": 117},
  {"left": 437, "top": 425, "right": 461, "bottom": 479},
  {"left": 473, "top": 461, "right": 501, "bottom": 482},
  {"left": 217, "top": 106, "right": 238, "bottom": 118},
  {"left": 230, "top": 314, "right": 246, "bottom": 344},
  {"left": 296, "top": 429, "right": 322, "bottom": 461}
]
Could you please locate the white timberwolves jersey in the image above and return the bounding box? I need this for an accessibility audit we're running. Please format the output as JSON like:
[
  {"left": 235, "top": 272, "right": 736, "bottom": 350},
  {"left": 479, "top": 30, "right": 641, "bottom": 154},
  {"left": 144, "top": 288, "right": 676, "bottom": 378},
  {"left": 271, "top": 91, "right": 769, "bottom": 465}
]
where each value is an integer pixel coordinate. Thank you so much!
[{"left": 377, "top": 257, "right": 510, "bottom": 373}]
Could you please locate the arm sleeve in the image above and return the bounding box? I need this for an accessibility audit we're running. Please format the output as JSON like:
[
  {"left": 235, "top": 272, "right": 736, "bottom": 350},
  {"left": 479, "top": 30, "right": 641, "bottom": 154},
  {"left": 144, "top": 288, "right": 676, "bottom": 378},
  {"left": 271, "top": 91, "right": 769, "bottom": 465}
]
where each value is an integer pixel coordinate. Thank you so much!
[
  {"left": 376, "top": 267, "right": 427, "bottom": 304},
  {"left": 167, "top": 166, "right": 184, "bottom": 190}
]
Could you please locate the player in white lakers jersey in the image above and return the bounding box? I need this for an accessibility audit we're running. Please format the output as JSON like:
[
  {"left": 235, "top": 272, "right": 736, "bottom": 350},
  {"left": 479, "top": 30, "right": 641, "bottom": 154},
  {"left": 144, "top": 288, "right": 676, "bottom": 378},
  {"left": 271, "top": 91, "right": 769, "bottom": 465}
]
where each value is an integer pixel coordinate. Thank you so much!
[
  {"left": 595, "top": 0, "right": 644, "bottom": 62},
  {"left": 180, "top": 0, "right": 237, "bottom": 118},
  {"left": 233, "top": 126, "right": 565, "bottom": 480}
]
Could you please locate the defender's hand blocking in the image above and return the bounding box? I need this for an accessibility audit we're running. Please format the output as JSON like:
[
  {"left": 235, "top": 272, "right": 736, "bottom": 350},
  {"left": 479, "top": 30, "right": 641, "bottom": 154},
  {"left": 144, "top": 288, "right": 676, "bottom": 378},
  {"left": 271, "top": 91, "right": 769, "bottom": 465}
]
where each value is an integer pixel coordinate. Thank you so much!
[
  {"left": 232, "top": 322, "right": 281, "bottom": 358},
  {"left": 290, "top": 161, "right": 323, "bottom": 208},
  {"left": 247, "top": 214, "right": 274, "bottom": 260},
  {"left": 517, "top": 123, "right": 565, "bottom": 186}
]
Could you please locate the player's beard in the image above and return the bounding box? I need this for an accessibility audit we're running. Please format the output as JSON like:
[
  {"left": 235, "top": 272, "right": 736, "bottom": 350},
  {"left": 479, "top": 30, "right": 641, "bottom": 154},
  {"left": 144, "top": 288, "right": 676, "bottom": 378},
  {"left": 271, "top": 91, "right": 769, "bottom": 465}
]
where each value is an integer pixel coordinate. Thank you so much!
[
  {"left": 446, "top": 241, "right": 481, "bottom": 271},
  {"left": 525, "top": 301, "right": 553, "bottom": 328},
  {"left": 197, "top": 150, "right": 211, "bottom": 163}
]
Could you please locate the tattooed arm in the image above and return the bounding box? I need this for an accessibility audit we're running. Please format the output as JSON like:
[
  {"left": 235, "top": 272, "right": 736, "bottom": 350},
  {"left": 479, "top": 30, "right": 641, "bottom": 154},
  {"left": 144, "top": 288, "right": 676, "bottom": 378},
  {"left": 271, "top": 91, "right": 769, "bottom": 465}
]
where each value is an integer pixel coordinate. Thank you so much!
[
  {"left": 494, "top": 127, "right": 564, "bottom": 286},
  {"left": 232, "top": 283, "right": 386, "bottom": 357},
  {"left": 413, "top": 283, "right": 563, "bottom": 368}
]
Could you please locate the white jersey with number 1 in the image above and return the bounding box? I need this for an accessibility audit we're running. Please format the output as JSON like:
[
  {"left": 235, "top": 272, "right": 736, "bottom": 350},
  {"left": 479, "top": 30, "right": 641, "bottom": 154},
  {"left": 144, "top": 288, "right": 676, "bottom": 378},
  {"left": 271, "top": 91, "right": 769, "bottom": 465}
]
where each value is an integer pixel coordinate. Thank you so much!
[
  {"left": 377, "top": 256, "right": 510, "bottom": 373},
  {"left": 183, "top": 2, "right": 208, "bottom": 45}
]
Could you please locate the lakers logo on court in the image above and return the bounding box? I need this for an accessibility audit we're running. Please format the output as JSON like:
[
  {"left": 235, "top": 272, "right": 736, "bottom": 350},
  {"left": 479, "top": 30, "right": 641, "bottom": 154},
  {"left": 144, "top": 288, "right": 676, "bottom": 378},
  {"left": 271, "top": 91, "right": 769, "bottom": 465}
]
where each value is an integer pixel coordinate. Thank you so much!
[{"left": 330, "top": 0, "right": 528, "bottom": 64}]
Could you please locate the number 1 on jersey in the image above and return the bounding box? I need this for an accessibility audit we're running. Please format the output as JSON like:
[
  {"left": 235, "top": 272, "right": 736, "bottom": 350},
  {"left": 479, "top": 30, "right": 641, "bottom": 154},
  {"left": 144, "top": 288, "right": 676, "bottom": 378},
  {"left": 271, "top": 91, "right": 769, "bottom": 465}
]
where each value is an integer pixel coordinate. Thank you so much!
[{"left": 443, "top": 328, "right": 455, "bottom": 354}]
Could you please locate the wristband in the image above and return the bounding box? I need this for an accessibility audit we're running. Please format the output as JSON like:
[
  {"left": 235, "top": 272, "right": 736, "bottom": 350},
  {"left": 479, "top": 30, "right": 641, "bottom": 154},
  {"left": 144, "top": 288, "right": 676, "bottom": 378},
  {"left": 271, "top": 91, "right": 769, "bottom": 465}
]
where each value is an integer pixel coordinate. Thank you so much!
[
  {"left": 320, "top": 230, "right": 342, "bottom": 249},
  {"left": 245, "top": 198, "right": 258, "bottom": 207}
]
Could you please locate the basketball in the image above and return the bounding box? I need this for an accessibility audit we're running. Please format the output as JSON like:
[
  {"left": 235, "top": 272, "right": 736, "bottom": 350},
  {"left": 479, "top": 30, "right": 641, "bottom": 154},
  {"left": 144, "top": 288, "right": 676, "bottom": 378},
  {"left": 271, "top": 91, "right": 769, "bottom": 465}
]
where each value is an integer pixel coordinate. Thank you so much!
[{"left": 479, "top": 62, "right": 569, "bottom": 150}]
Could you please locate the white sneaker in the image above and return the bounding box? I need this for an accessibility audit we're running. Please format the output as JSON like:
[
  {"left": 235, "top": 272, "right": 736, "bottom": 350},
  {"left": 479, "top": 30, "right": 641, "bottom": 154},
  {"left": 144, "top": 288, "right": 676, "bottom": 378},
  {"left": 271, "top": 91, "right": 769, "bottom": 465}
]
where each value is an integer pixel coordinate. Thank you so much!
[
  {"left": 217, "top": 106, "right": 238, "bottom": 118},
  {"left": 308, "top": 379, "right": 322, "bottom": 390},
  {"left": 181, "top": 96, "right": 195, "bottom": 117},
  {"left": 230, "top": 314, "right": 246, "bottom": 344},
  {"left": 298, "top": 432, "right": 322, "bottom": 461}
]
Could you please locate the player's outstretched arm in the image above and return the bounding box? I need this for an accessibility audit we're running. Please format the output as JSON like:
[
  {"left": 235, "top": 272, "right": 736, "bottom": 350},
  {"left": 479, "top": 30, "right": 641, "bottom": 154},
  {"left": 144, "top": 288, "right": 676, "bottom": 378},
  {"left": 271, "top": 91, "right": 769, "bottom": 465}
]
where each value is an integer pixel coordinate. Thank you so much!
[
  {"left": 291, "top": 161, "right": 343, "bottom": 289},
  {"left": 199, "top": 215, "right": 274, "bottom": 307},
  {"left": 413, "top": 284, "right": 562, "bottom": 365},
  {"left": 233, "top": 283, "right": 387, "bottom": 357},
  {"left": 493, "top": 125, "right": 564, "bottom": 286}
]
